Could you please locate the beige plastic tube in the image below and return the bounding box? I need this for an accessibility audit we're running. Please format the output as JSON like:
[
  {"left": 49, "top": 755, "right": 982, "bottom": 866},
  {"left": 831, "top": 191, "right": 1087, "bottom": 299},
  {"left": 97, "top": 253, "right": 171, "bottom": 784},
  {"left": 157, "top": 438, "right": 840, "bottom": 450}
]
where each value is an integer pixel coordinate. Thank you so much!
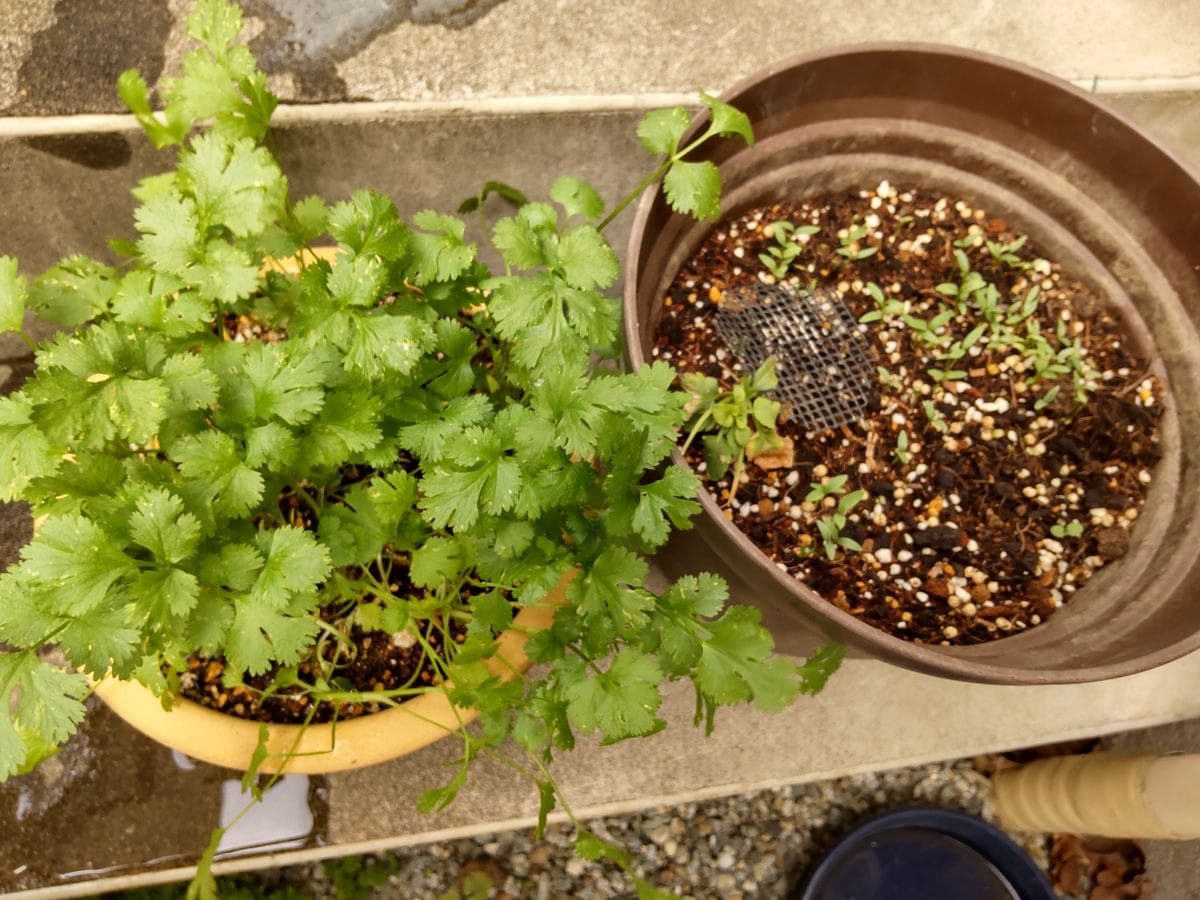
[{"left": 993, "top": 752, "right": 1200, "bottom": 839}]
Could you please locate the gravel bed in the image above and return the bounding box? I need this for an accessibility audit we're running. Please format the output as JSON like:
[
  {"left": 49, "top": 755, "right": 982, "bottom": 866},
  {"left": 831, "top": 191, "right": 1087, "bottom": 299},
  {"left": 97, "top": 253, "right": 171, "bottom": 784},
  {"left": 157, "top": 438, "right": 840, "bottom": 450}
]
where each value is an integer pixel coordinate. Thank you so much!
[{"left": 237, "top": 757, "right": 1057, "bottom": 899}]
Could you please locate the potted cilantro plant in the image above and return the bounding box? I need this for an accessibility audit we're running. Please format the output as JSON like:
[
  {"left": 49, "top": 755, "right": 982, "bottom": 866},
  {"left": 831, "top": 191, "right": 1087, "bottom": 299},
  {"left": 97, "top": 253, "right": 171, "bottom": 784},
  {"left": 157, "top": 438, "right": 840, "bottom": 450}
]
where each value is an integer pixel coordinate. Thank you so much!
[{"left": 0, "top": 0, "right": 839, "bottom": 889}]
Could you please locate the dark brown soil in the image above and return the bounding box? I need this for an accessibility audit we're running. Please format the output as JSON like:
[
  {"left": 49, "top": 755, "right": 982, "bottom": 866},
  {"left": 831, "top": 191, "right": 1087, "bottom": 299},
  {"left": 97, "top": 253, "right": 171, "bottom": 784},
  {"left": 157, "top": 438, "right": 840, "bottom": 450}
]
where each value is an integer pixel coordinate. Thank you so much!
[
  {"left": 654, "top": 183, "right": 1163, "bottom": 645},
  {"left": 178, "top": 616, "right": 466, "bottom": 724}
]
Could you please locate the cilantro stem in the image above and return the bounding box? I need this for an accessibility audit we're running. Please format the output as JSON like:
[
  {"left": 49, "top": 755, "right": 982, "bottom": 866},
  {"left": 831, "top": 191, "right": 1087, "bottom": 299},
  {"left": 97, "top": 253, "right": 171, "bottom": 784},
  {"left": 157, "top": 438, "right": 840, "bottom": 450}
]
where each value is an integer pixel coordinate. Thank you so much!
[
  {"left": 597, "top": 160, "right": 672, "bottom": 233},
  {"left": 679, "top": 408, "right": 715, "bottom": 456},
  {"left": 16, "top": 330, "right": 37, "bottom": 353}
]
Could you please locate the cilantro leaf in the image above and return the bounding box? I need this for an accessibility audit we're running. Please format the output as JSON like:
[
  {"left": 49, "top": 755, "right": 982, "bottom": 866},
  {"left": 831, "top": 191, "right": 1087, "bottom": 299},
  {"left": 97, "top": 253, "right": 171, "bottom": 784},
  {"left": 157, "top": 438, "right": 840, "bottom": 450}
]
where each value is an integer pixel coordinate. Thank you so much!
[
  {"left": 695, "top": 606, "right": 799, "bottom": 712},
  {"left": 244, "top": 422, "right": 297, "bottom": 470},
  {"left": 408, "top": 211, "right": 475, "bottom": 285},
  {"left": 58, "top": 602, "right": 141, "bottom": 677},
  {"left": 0, "top": 257, "right": 27, "bottom": 333},
  {"left": 410, "top": 535, "right": 464, "bottom": 589},
  {"left": 550, "top": 176, "right": 604, "bottom": 221},
  {"left": 135, "top": 189, "right": 200, "bottom": 275},
  {"left": 637, "top": 106, "right": 690, "bottom": 156},
  {"left": 650, "top": 573, "right": 730, "bottom": 675},
  {"left": 629, "top": 465, "right": 701, "bottom": 546},
  {"left": 0, "top": 654, "right": 87, "bottom": 780},
  {"left": 556, "top": 225, "right": 619, "bottom": 290},
  {"left": 225, "top": 598, "right": 320, "bottom": 676},
  {"left": 160, "top": 353, "right": 220, "bottom": 412},
  {"left": 130, "top": 566, "right": 201, "bottom": 621},
  {"left": 190, "top": 240, "right": 260, "bottom": 303},
  {"left": 529, "top": 369, "right": 631, "bottom": 457},
  {"left": 186, "top": 0, "right": 243, "bottom": 54},
  {"left": 397, "top": 394, "right": 491, "bottom": 461},
  {"left": 290, "top": 196, "right": 329, "bottom": 243},
  {"left": 343, "top": 311, "right": 433, "bottom": 379},
  {"left": 297, "top": 389, "right": 383, "bottom": 466},
  {"left": 0, "top": 395, "right": 59, "bottom": 501},
  {"left": 563, "top": 649, "right": 665, "bottom": 741},
  {"left": 118, "top": 69, "right": 189, "bottom": 148},
  {"left": 419, "top": 425, "right": 522, "bottom": 531},
  {"left": 170, "top": 431, "right": 264, "bottom": 518},
  {"left": 568, "top": 547, "right": 652, "bottom": 639},
  {"left": 28, "top": 256, "right": 117, "bottom": 327},
  {"left": 328, "top": 191, "right": 409, "bottom": 260},
  {"left": 128, "top": 487, "right": 202, "bottom": 565},
  {"left": 219, "top": 342, "right": 327, "bottom": 426},
  {"left": 467, "top": 589, "right": 514, "bottom": 636},
  {"left": 798, "top": 642, "right": 845, "bottom": 694},
  {"left": 179, "top": 133, "right": 283, "bottom": 237},
  {"left": 488, "top": 274, "right": 618, "bottom": 371},
  {"left": 326, "top": 254, "right": 385, "bottom": 308},
  {"left": 200, "top": 543, "right": 263, "bottom": 593},
  {"left": 663, "top": 160, "right": 722, "bottom": 220},
  {"left": 699, "top": 92, "right": 755, "bottom": 146},
  {"left": 21, "top": 515, "right": 136, "bottom": 615},
  {"left": 492, "top": 210, "right": 550, "bottom": 271},
  {"left": 662, "top": 573, "right": 728, "bottom": 618},
  {"left": 251, "top": 525, "right": 331, "bottom": 604}
]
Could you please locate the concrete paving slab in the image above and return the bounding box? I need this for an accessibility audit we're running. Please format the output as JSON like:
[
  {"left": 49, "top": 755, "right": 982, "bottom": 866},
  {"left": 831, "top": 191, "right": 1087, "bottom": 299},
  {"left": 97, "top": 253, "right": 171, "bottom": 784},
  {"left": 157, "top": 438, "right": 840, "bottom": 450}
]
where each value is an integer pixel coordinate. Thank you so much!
[
  {"left": 323, "top": 650, "right": 1200, "bottom": 848},
  {"left": 2, "top": 0, "right": 1200, "bottom": 115},
  {"left": 1, "top": 57, "right": 1199, "bottom": 899}
]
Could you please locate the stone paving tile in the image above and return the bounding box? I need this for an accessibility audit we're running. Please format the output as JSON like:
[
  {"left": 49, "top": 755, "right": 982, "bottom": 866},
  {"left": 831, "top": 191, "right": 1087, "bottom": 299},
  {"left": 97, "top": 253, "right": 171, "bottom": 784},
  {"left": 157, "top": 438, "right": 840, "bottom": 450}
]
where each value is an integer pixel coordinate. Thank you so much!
[{"left": 2, "top": 0, "right": 1199, "bottom": 115}]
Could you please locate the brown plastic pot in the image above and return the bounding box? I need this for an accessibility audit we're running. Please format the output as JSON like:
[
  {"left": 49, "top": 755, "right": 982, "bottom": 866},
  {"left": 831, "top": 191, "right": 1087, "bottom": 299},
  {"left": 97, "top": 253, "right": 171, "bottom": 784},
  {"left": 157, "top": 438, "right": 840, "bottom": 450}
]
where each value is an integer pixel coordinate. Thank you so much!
[{"left": 624, "top": 44, "right": 1200, "bottom": 684}]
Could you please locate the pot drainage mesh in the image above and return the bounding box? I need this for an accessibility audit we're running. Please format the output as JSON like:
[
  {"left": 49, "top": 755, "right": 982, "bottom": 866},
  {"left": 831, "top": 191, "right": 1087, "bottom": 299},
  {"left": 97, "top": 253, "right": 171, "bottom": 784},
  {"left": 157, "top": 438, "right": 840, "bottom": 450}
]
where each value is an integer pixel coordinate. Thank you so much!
[{"left": 714, "top": 283, "right": 877, "bottom": 433}]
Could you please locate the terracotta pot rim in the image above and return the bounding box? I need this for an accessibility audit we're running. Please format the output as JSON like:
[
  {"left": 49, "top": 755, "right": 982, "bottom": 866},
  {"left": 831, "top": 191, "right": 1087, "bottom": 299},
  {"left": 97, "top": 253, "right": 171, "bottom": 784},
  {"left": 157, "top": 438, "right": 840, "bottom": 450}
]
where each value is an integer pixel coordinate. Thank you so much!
[{"left": 94, "top": 597, "right": 559, "bottom": 774}]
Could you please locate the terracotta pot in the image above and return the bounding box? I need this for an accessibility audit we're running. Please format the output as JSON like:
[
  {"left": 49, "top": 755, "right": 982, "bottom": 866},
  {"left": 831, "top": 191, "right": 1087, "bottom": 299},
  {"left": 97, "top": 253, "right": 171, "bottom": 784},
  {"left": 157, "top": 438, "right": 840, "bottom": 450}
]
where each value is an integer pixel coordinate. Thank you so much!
[
  {"left": 624, "top": 44, "right": 1200, "bottom": 684},
  {"left": 95, "top": 247, "right": 563, "bottom": 773}
]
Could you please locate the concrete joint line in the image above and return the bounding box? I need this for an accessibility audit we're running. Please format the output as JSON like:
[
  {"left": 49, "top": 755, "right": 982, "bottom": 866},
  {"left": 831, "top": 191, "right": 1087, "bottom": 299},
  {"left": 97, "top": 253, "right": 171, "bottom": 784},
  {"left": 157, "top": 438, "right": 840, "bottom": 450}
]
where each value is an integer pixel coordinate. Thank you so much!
[
  {"left": 1, "top": 76, "right": 1199, "bottom": 139},
  {"left": 0, "top": 92, "right": 704, "bottom": 138}
]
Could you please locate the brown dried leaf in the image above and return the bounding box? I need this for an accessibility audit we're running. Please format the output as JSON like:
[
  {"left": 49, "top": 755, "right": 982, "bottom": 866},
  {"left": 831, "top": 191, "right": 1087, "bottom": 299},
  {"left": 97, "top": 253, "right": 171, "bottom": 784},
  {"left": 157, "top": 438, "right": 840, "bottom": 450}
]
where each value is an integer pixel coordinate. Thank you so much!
[{"left": 750, "top": 436, "right": 794, "bottom": 469}]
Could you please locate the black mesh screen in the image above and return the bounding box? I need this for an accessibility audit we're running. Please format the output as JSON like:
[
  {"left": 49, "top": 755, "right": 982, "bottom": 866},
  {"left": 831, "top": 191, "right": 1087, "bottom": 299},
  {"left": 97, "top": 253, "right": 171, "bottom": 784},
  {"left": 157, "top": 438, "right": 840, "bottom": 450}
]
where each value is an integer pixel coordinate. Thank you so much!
[{"left": 714, "top": 283, "right": 877, "bottom": 433}]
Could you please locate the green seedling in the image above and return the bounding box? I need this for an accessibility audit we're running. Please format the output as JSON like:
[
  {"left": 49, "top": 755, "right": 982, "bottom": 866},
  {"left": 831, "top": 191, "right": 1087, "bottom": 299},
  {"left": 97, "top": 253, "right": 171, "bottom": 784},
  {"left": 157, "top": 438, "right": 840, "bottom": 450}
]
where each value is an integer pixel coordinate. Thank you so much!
[
  {"left": 894, "top": 429, "right": 910, "bottom": 465},
  {"left": 923, "top": 399, "right": 949, "bottom": 433},
  {"left": 758, "top": 220, "right": 819, "bottom": 278},
  {"left": 986, "top": 234, "right": 1033, "bottom": 270},
  {"left": 1050, "top": 520, "right": 1084, "bottom": 539},
  {"left": 859, "top": 281, "right": 904, "bottom": 324},
  {"left": 680, "top": 357, "right": 787, "bottom": 494},
  {"left": 836, "top": 221, "right": 879, "bottom": 262},
  {"left": 809, "top": 484, "right": 866, "bottom": 560},
  {"left": 877, "top": 366, "right": 903, "bottom": 392}
]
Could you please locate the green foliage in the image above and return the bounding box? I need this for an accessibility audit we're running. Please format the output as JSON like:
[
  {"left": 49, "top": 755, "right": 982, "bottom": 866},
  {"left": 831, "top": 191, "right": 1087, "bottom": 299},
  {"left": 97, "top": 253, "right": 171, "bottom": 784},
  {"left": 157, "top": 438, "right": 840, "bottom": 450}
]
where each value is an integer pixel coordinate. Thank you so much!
[
  {"left": 806, "top": 478, "right": 865, "bottom": 560},
  {"left": 632, "top": 92, "right": 754, "bottom": 223},
  {"left": 836, "top": 221, "right": 878, "bottom": 262},
  {"left": 322, "top": 853, "right": 401, "bottom": 900},
  {"left": 0, "top": 7, "right": 844, "bottom": 896},
  {"left": 1050, "top": 519, "right": 1084, "bottom": 539},
  {"left": 917, "top": 239, "right": 1097, "bottom": 411},
  {"left": 679, "top": 357, "right": 787, "bottom": 487},
  {"left": 758, "top": 220, "right": 820, "bottom": 278},
  {"left": 0, "top": 0, "right": 839, "bottom": 833}
]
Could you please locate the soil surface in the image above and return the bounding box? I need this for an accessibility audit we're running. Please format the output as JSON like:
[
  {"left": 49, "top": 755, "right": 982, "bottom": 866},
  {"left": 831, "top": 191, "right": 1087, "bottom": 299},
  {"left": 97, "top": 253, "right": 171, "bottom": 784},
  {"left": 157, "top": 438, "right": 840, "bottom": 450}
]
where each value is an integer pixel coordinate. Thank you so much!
[
  {"left": 178, "top": 615, "right": 465, "bottom": 725},
  {"left": 655, "top": 183, "right": 1163, "bottom": 645}
]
